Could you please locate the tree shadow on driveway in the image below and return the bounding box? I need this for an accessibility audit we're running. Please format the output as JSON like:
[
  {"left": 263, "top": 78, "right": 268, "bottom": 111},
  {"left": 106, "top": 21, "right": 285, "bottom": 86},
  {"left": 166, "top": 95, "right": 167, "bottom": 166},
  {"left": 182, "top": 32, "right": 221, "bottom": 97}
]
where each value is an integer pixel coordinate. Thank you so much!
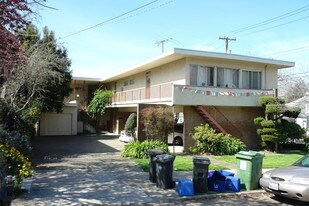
[{"left": 31, "top": 134, "right": 124, "bottom": 166}]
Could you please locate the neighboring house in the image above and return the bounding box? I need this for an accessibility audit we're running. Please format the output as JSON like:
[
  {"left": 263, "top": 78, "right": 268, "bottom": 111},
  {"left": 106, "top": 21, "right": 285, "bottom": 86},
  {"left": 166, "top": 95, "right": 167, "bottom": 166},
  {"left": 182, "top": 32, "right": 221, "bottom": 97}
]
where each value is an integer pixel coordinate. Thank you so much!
[
  {"left": 44, "top": 48, "right": 295, "bottom": 151},
  {"left": 286, "top": 93, "right": 309, "bottom": 135}
]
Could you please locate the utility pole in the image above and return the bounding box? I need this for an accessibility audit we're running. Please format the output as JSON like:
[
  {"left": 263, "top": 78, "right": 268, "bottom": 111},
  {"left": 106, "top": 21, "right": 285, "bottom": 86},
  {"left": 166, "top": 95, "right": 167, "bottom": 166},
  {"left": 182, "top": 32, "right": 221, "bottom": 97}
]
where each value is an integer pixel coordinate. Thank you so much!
[
  {"left": 219, "top": 37, "right": 236, "bottom": 53},
  {"left": 156, "top": 38, "right": 171, "bottom": 53}
]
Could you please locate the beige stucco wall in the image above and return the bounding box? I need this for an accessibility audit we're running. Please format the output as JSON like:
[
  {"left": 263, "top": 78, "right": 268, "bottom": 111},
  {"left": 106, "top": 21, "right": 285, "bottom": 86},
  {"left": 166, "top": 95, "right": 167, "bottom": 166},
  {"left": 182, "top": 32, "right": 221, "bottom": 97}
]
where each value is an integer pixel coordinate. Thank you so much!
[
  {"left": 265, "top": 68, "right": 278, "bottom": 89},
  {"left": 114, "top": 58, "right": 187, "bottom": 92}
]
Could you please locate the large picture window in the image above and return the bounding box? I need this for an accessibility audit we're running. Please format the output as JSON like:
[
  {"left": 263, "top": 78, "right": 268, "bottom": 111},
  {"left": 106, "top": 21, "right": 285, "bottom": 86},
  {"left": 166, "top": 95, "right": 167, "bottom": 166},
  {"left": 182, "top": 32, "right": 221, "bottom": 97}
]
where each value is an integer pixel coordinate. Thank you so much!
[
  {"left": 242, "top": 70, "right": 261, "bottom": 89},
  {"left": 217, "top": 67, "right": 239, "bottom": 88},
  {"left": 190, "top": 65, "right": 214, "bottom": 86}
]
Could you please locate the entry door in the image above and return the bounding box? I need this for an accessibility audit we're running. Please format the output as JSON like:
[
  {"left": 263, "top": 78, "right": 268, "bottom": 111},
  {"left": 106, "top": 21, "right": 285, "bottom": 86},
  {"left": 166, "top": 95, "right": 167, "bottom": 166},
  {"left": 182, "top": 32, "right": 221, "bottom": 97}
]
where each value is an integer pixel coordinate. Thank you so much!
[{"left": 146, "top": 72, "right": 151, "bottom": 99}]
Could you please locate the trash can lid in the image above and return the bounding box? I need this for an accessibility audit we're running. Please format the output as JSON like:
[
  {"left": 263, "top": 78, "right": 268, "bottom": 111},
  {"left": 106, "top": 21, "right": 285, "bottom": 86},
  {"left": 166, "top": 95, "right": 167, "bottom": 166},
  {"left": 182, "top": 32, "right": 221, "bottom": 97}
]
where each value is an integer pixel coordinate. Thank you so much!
[
  {"left": 147, "top": 149, "right": 165, "bottom": 155},
  {"left": 193, "top": 156, "right": 211, "bottom": 164},
  {"left": 155, "top": 154, "right": 175, "bottom": 163},
  {"left": 235, "top": 150, "right": 264, "bottom": 159}
]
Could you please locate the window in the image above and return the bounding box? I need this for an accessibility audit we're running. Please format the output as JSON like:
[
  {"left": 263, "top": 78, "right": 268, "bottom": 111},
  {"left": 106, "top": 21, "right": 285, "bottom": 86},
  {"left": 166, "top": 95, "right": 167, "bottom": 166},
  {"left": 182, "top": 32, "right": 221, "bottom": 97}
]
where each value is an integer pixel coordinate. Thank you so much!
[
  {"left": 190, "top": 65, "right": 214, "bottom": 86},
  {"left": 124, "top": 80, "right": 128, "bottom": 86},
  {"left": 129, "top": 79, "right": 135, "bottom": 85},
  {"left": 217, "top": 67, "right": 239, "bottom": 88},
  {"left": 242, "top": 70, "right": 261, "bottom": 89},
  {"left": 306, "top": 104, "right": 309, "bottom": 114}
]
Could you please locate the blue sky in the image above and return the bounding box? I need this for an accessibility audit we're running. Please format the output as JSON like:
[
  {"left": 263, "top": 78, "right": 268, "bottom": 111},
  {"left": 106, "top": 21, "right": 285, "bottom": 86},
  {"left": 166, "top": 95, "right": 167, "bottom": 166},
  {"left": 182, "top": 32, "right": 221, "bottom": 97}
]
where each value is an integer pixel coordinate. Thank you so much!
[{"left": 36, "top": 0, "right": 309, "bottom": 78}]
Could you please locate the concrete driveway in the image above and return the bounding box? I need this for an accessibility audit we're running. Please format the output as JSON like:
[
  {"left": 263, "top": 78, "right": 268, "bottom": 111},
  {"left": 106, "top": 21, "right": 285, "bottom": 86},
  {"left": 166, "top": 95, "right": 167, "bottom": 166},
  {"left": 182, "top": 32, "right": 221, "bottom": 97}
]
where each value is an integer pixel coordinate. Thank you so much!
[
  {"left": 12, "top": 134, "right": 180, "bottom": 205},
  {"left": 12, "top": 134, "right": 302, "bottom": 206}
]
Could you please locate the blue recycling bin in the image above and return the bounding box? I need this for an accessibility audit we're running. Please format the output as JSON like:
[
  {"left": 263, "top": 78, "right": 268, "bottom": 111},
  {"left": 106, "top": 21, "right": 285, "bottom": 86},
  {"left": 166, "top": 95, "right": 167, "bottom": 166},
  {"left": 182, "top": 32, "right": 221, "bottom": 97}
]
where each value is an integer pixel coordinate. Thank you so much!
[
  {"left": 208, "top": 171, "right": 226, "bottom": 192},
  {"left": 226, "top": 176, "right": 241, "bottom": 192},
  {"left": 177, "top": 178, "right": 194, "bottom": 196},
  {"left": 208, "top": 170, "right": 241, "bottom": 193}
]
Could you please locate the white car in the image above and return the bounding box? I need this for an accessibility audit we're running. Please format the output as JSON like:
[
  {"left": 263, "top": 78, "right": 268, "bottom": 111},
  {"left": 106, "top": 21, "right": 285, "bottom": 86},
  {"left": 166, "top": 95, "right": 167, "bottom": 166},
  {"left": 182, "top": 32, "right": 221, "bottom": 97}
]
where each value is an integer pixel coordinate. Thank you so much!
[
  {"left": 168, "top": 123, "right": 183, "bottom": 146},
  {"left": 119, "top": 123, "right": 183, "bottom": 146},
  {"left": 118, "top": 130, "right": 135, "bottom": 143}
]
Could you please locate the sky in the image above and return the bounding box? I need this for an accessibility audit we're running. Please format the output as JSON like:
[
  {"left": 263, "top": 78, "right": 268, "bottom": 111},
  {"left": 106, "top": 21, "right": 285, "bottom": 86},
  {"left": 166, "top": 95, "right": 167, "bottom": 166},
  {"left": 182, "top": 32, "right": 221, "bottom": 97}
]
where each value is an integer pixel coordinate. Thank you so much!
[{"left": 35, "top": 0, "right": 309, "bottom": 78}]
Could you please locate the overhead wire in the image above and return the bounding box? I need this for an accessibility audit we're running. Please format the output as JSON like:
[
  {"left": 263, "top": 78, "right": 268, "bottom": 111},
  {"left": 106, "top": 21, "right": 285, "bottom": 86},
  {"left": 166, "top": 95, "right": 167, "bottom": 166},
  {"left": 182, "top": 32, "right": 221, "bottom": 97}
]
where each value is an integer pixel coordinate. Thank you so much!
[
  {"left": 245, "top": 14, "right": 309, "bottom": 36},
  {"left": 211, "top": 4, "right": 309, "bottom": 56},
  {"left": 265, "top": 45, "right": 309, "bottom": 57},
  {"left": 59, "top": 0, "right": 160, "bottom": 39},
  {"left": 231, "top": 5, "right": 309, "bottom": 34}
]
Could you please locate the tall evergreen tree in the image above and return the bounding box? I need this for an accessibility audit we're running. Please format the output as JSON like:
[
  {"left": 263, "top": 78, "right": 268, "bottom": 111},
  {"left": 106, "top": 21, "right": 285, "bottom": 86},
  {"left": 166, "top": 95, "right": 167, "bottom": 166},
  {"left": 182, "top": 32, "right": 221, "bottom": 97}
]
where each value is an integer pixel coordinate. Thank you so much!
[{"left": 1, "top": 25, "right": 72, "bottom": 132}]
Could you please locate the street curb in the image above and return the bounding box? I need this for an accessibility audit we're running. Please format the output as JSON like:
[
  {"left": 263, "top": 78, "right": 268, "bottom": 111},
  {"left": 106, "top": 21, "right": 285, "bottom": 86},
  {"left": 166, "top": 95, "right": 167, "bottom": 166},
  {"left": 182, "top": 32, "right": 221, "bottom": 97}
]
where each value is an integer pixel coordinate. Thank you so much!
[{"left": 178, "top": 189, "right": 269, "bottom": 201}]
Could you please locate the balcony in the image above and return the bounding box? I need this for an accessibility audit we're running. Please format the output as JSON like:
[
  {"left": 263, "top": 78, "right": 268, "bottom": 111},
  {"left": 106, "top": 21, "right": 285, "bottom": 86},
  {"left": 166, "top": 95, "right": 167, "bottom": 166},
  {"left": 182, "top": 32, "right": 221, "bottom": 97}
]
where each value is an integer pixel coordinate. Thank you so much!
[
  {"left": 173, "top": 85, "right": 273, "bottom": 107},
  {"left": 111, "top": 83, "right": 173, "bottom": 106},
  {"left": 110, "top": 83, "right": 273, "bottom": 107}
]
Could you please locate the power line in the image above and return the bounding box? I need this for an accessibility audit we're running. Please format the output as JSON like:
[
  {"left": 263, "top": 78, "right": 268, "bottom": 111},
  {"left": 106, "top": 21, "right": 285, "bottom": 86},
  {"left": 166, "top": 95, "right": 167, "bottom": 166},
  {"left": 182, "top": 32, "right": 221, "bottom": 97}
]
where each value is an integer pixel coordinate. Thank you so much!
[
  {"left": 59, "top": 0, "right": 160, "bottom": 39},
  {"left": 266, "top": 45, "right": 309, "bottom": 57},
  {"left": 231, "top": 5, "right": 309, "bottom": 34},
  {"left": 245, "top": 14, "right": 309, "bottom": 36}
]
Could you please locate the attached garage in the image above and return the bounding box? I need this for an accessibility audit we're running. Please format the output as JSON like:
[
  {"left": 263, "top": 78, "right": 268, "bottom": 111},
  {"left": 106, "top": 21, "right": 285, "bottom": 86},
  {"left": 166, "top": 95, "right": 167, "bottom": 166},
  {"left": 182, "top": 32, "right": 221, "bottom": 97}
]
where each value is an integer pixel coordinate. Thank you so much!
[{"left": 39, "top": 102, "right": 78, "bottom": 136}]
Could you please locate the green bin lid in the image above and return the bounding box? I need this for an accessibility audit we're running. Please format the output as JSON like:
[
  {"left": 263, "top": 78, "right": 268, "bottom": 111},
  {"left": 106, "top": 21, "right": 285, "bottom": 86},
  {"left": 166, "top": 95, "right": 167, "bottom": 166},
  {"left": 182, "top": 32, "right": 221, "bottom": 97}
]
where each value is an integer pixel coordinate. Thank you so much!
[{"left": 235, "top": 150, "right": 264, "bottom": 159}]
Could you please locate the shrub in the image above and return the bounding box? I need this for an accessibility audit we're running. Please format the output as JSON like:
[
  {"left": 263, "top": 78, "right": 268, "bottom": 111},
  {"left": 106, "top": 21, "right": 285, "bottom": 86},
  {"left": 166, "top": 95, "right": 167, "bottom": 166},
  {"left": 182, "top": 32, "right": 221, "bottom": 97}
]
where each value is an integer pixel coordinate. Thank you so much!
[
  {"left": 0, "top": 149, "right": 6, "bottom": 170},
  {"left": 189, "top": 124, "right": 245, "bottom": 155},
  {"left": 0, "top": 144, "right": 33, "bottom": 188},
  {"left": 265, "top": 104, "right": 285, "bottom": 115},
  {"left": 124, "top": 113, "right": 137, "bottom": 137},
  {"left": 140, "top": 106, "right": 174, "bottom": 143},
  {"left": 121, "top": 140, "right": 169, "bottom": 159},
  {"left": 259, "top": 96, "right": 285, "bottom": 106},
  {"left": 0, "top": 124, "right": 32, "bottom": 156}
]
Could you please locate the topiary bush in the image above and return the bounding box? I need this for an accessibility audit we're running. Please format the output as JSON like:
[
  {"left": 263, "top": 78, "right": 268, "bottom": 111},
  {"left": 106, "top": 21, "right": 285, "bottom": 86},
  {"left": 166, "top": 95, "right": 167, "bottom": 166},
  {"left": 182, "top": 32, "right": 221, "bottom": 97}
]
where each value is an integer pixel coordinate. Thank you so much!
[
  {"left": 189, "top": 124, "right": 245, "bottom": 155},
  {"left": 121, "top": 140, "right": 169, "bottom": 159},
  {"left": 124, "top": 113, "right": 137, "bottom": 137}
]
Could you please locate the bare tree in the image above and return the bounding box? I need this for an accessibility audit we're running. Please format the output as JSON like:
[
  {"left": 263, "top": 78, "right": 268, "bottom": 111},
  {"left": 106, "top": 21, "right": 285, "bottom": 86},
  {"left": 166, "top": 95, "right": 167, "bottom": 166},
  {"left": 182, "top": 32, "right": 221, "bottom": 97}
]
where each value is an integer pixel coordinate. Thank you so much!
[
  {"left": 2, "top": 43, "right": 68, "bottom": 113},
  {"left": 278, "top": 70, "right": 309, "bottom": 102}
]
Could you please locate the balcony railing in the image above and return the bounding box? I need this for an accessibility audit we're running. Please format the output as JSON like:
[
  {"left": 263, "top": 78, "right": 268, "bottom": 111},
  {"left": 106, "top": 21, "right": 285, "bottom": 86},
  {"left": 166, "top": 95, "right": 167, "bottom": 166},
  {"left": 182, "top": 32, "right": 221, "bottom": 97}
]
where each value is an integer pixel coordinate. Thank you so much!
[
  {"left": 111, "top": 83, "right": 274, "bottom": 106},
  {"left": 111, "top": 83, "right": 173, "bottom": 105}
]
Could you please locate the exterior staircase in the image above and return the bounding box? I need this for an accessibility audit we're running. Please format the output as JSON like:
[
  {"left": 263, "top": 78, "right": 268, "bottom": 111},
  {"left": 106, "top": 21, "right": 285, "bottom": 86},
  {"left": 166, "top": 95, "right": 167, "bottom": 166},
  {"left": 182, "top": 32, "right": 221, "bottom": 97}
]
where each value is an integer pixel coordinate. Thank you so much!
[
  {"left": 195, "top": 106, "right": 228, "bottom": 134},
  {"left": 194, "top": 106, "right": 243, "bottom": 139}
]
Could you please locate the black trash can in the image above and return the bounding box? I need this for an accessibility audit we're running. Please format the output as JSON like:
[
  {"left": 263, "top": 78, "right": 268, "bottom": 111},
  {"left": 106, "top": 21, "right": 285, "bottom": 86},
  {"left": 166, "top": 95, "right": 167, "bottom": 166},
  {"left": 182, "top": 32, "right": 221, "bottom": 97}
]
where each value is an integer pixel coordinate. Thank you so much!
[
  {"left": 0, "top": 171, "right": 4, "bottom": 205},
  {"left": 148, "top": 149, "right": 165, "bottom": 183},
  {"left": 193, "top": 157, "right": 211, "bottom": 194},
  {"left": 0, "top": 174, "right": 14, "bottom": 206},
  {"left": 155, "top": 154, "right": 175, "bottom": 189}
]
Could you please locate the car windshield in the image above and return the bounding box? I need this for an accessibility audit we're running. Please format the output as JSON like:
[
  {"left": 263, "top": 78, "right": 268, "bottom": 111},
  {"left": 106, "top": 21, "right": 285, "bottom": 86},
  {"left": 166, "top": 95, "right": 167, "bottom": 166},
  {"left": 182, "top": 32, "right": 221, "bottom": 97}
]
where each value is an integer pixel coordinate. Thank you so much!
[{"left": 293, "top": 155, "right": 309, "bottom": 167}]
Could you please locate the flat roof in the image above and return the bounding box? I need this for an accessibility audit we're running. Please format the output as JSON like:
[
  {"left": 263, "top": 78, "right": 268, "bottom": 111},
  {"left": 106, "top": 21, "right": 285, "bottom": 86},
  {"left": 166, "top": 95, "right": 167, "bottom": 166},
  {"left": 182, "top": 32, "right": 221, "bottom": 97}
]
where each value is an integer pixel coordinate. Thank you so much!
[{"left": 101, "top": 48, "right": 295, "bottom": 82}]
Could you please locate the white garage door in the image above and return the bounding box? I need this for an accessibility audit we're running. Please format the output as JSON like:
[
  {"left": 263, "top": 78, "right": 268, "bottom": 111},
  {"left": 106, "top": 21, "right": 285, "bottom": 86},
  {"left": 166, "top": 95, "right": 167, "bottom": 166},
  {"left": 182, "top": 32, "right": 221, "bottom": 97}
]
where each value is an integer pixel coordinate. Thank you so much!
[{"left": 40, "top": 113, "right": 72, "bottom": 136}]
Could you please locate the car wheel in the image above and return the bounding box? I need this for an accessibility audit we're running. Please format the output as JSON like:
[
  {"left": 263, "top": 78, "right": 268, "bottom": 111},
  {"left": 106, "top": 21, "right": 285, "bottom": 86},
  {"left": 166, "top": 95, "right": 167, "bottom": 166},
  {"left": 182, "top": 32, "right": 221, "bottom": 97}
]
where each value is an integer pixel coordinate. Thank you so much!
[{"left": 173, "top": 136, "right": 183, "bottom": 146}]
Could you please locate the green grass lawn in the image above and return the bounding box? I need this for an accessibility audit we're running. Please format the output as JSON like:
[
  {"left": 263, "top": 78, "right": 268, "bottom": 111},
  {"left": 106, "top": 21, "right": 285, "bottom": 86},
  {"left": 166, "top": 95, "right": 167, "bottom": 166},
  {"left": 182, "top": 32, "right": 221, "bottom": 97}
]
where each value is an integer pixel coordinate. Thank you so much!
[
  {"left": 213, "top": 150, "right": 307, "bottom": 168},
  {"left": 132, "top": 156, "right": 228, "bottom": 172}
]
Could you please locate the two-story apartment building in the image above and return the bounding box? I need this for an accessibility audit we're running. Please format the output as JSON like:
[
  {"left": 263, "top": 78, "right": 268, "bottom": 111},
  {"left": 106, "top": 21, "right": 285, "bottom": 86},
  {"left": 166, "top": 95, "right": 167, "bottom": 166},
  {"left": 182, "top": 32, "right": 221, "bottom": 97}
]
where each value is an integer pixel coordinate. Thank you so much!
[{"left": 42, "top": 48, "right": 294, "bottom": 151}]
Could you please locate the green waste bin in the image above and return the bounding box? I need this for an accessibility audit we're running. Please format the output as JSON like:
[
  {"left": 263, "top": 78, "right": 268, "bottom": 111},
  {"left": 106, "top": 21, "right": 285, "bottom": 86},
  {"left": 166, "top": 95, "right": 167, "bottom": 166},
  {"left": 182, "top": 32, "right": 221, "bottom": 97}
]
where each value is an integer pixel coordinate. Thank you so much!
[{"left": 235, "top": 151, "right": 264, "bottom": 190}]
